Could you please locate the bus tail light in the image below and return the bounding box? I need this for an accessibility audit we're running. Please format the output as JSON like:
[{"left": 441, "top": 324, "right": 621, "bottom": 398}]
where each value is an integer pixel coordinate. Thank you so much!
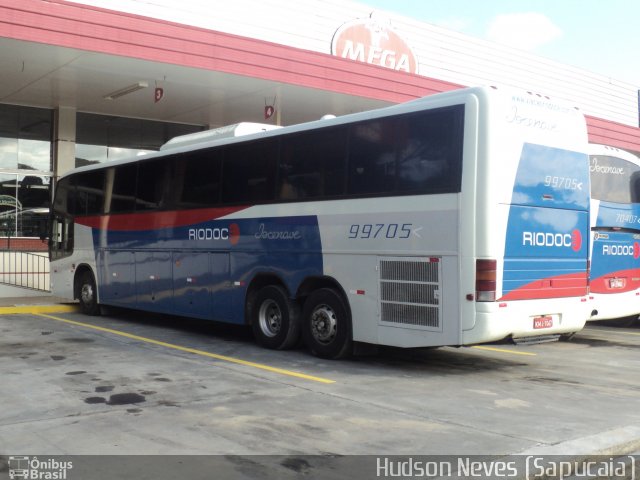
[{"left": 476, "top": 259, "right": 497, "bottom": 302}]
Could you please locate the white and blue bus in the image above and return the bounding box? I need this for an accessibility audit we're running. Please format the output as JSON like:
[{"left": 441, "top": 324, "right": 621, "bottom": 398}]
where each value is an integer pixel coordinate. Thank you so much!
[
  {"left": 588, "top": 144, "right": 640, "bottom": 323},
  {"left": 50, "top": 86, "right": 591, "bottom": 358}
]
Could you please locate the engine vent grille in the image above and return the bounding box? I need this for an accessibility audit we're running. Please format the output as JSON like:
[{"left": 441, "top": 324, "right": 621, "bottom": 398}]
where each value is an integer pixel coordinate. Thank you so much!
[{"left": 379, "top": 258, "right": 441, "bottom": 330}]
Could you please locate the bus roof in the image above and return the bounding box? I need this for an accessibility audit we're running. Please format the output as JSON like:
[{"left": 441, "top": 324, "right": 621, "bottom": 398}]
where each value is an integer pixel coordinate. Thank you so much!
[
  {"left": 60, "top": 86, "right": 583, "bottom": 180},
  {"left": 160, "top": 122, "right": 282, "bottom": 151}
]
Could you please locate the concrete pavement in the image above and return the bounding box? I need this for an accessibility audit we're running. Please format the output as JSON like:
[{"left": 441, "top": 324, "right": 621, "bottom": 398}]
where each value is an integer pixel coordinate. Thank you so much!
[{"left": 0, "top": 294, "right": 639, "bottom": 477}]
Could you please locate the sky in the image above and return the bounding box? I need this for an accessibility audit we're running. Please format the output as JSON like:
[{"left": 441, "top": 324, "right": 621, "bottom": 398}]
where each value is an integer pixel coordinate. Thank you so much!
[{"left": 359, "top": 0, "right": 640, "bottom": 86}]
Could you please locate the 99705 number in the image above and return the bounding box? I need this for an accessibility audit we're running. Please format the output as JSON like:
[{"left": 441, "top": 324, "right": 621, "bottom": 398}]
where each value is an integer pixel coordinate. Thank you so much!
[
  {"left": 544, "top": 175, "right": 582, "bottom": 190},
  {"left": 348, "top": 223, "right": 412, "bottom": 239}
]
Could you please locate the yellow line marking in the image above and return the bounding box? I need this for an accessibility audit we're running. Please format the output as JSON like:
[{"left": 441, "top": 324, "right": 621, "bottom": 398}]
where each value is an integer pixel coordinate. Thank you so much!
[
  {"left": 0, "top": 304, "right": 79, "bottom": 315},
  {"left": 471, "top": 345, "right": 537, "bottom": 356},
  {"left": 35, "top": 313, "right": 336, "bottom": 384}
]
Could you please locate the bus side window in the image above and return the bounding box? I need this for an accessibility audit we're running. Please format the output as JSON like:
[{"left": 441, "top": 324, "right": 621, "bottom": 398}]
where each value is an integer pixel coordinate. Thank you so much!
[
  {"left": 278, "top": 127, "right": 347, "bottom": 200},
  {"left": 109, "top": 164, "right": 137, "bottom": 213},
  {"left": 53, "top": 177, "right": 72, "bottom": 215},
  {"left": 347, "top": 118, "right": 396, "bottom": 195},
  {"left": 176, "top": 150, "right": 222, "bottom": 208},
  {"left": 222, "top": 139, "right": 277, "bottom": 204},
  {"left": 75, "top": 170, "right": 105, "bottom": 215},
  {"left": 396, "top": 107, "right": 463, "bottom": 194},
  {"left": 137, "top": 157, "right": 170, "bottom": 211}
]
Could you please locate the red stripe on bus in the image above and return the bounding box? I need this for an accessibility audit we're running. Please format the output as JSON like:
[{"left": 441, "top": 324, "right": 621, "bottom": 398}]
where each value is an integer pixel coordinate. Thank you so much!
[
  {"left": 590, "top": 268, "right": 640, "bottom": 294},
  {"left": 75, "top": 206, "right": 249, "bottom": 231}
]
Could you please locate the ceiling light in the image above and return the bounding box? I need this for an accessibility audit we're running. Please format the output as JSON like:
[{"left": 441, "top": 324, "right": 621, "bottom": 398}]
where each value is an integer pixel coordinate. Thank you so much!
[{"left": 103, "top": 81, "right": 149, "bottom": 100}]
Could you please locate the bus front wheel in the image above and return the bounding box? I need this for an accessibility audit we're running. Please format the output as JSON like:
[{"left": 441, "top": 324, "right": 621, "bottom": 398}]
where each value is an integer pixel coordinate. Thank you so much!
[
  {"left": 251, "top": 285, "right": 300, "bottom": 350},
  {"left": 302, "top": 288, "right": 352, "bottom": 360},
  {"left": 78, "top": 271, "right": 100, "bottom": 316}
]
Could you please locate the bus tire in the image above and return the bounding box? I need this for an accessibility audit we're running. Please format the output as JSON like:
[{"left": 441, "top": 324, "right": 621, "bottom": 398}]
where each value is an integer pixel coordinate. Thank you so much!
[
  {"left": 302, "top": 288, "right": 352, "bottom": 360},
  {"left": 251, "top": 285, "right": 300, "bottom": 350},
  {"left": 78, "top": 270, "right": 100, "bottom": 316}
]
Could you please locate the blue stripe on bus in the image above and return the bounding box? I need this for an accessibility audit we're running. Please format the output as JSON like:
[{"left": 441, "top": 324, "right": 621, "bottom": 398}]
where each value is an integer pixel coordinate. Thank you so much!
[{"left": 91, "top": 214, "right": 323, "bottom": 322}]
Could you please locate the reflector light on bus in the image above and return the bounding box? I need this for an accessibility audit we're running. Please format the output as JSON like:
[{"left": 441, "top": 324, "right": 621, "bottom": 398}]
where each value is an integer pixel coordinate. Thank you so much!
[{"left": 476, "top": 259, "right": 497, "bottom": 302}]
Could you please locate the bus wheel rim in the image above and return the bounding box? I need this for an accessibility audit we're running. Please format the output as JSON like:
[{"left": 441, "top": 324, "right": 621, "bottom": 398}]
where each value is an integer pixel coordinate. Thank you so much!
[
  {"left": 81, "top": 283, "right": 94, "bottom": 305},
  {"left": 310, "top": 304, "right": 337, "bottom": 345},
  {"left": 258, "top": 299, "right": 282, "bottom": 337}
]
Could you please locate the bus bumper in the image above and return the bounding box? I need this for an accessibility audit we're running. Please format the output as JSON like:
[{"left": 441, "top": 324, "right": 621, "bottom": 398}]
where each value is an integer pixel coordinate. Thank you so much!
[
  {"left": 588, "top": 290, "right": 640, "bottom": 321},
  {"left": 465, "top": 297, "right": 590, "bottom": 345}
]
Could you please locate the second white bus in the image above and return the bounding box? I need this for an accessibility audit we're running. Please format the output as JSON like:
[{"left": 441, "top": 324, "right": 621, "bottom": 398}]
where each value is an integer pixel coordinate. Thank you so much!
[{"left": 588, "top": 144, "right": 640, "bottom": 323}]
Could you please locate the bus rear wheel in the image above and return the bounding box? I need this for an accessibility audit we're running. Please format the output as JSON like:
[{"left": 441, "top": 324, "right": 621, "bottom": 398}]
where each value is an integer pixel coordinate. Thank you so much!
[
  {"left": 302, "top": 288, "right": 352, "bottom": 360},
  {"left": 250, "top": 285, "right": 300, "bottom": 350},
  {"left": 78, "top": 270, "right": 100, "bottom": 316}
]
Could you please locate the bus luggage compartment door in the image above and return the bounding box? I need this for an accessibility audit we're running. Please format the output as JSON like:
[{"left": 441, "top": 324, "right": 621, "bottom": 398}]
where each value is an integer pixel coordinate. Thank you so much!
[
  {"left": 172, "top": 251, "right": 211, "bottom": 318},
  {"left": 98, "top": 250, "right": 135, "bottom": 306},
  {"left": 135, "top": 251, "right": 173, "bottom": 312}
]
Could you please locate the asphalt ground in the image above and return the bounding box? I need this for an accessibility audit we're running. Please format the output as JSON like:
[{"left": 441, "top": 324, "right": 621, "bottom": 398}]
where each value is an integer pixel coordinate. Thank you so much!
[{"left": 0, "top": 303, "right": 639, "bottom": 478}]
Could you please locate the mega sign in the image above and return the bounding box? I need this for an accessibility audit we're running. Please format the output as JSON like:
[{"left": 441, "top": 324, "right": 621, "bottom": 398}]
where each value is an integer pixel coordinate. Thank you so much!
[{"left": 331, "top": 14, "right": 418, "bottom": 74}]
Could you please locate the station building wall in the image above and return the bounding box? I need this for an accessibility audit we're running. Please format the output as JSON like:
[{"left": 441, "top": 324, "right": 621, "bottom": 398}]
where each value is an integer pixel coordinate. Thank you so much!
[{"left": 68, "top": 0, "right": 639, "bottom": 129}]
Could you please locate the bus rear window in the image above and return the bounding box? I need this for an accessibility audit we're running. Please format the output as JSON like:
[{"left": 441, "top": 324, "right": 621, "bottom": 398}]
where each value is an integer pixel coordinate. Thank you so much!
[{"left": 590, "top": 155, "right": 640, "bottom": 203}]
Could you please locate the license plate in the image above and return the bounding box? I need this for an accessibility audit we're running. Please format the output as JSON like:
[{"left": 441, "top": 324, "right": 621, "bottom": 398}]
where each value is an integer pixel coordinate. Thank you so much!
[
  {"left": 609, "top": 278, "right": 626, "bottom": 289},
  {"left": 533, "top": 316, "right": 553, "bottom": 329}
]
